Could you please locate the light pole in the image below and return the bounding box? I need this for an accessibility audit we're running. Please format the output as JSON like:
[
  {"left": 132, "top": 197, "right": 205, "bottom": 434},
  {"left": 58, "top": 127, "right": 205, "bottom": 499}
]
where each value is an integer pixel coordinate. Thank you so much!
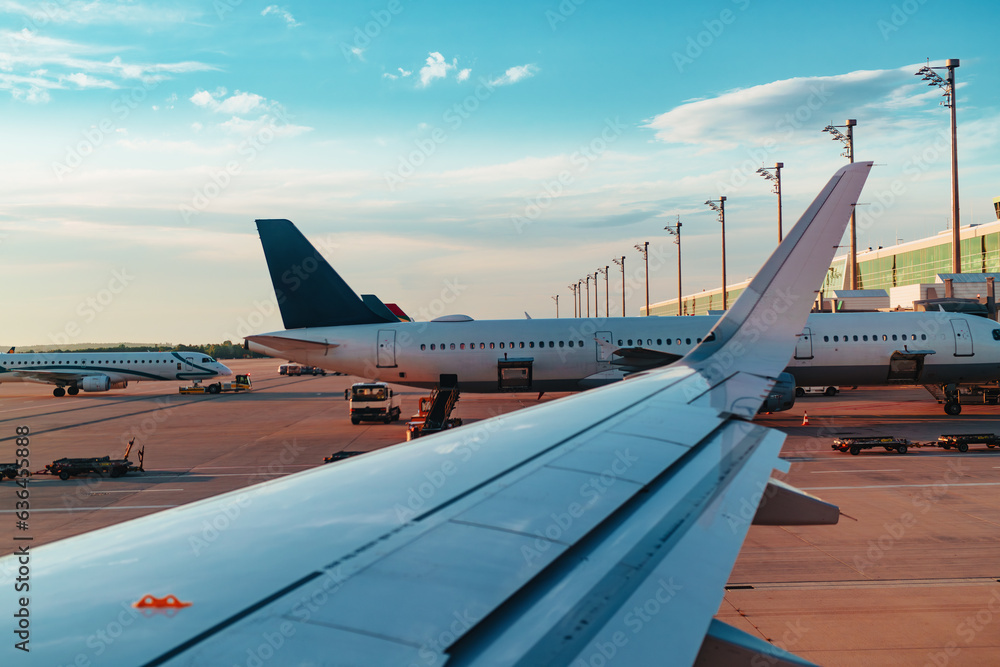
[
  {"left": 665, "top": 216, "right": 682, "bottom": 316},
  {"left": 577, "top": 279, "right": 583, "bottom": 317},
  {"left": 593, "top": 271, "right": 599, "bottom": 317},
  {"left": 822, "top": 119, "right": 857, "bottom": 288},
  {"left": 568, "top": 284, "right": 577, "bottom": 317},
  {"left": 598, "top": 266, "right": 609, "bottom": 318},
  {"left": 634, "top": 242, "right": 649, "bottom": 316},
  {"left": 612, "top": 256, "right": 625, "bottom": 315},
  {"left": 552, "top": 294, "right": 559, "bottom": 318},
  {"left": 705, "top": 196, "right": 727, "bottom": 310},
  {"left": 584, "top": 276, "right": 590, "bottom": 318},
  {"left": 756, "top": 162, "right": 784, "bottom": 243},
  {"left": 916, "top": 59, "right": 961, "bottom": 273}
]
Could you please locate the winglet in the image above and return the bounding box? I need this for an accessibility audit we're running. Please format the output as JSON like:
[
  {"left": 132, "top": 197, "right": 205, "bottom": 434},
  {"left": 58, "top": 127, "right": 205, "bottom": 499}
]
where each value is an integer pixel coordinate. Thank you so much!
[
  {"left": 682, "top": 162, "right": 873, "bottom": 378},
  {"left": 255, "top": 219, "right": 396, "bottom": 329}
]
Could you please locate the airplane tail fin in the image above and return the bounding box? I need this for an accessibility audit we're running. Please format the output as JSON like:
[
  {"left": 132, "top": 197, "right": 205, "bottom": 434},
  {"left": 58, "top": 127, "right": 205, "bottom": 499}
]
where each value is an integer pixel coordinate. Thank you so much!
[
  {"left": 255, "top": 219, "right": 397, "bottom": 329},
  {"left": 682, "top": 161, "right": 873, "bottom": 377}
]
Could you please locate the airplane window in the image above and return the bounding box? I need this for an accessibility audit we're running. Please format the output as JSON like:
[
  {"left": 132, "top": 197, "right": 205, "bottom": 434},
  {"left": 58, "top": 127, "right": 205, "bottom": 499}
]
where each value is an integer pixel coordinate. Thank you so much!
[
  {"left": 647, "top": 339, "right": 653, "bottom": 346},
  {"left": 628, "top": 339, "right": 633, "bottom": 346},
  {"left": 666, "top": 339, "right": 671, "bottom": 345},
  {"left": 697, "top": 338, "right": 702, "bottom": 343},
  {"left": 994, "top": 330, "right": 1000, "bottom": 341},
  {"left": 911, "top": 334, "right": 917, "bottom": 340},
  {"left": 519, "top": 342, "right": 525, "bottom": 349},
  {"left": 824, "top": 336, "right": 829, "bottom": 342},
  {"left": 618, "top": 339, "right": 623, "bottom": 345},
  {"left": 559, "top": 341, "right": 565, "bottom": 348},
  {"left": 490, "top": 343, "right": 495, "bottom": 349},
  {"left": 509, "top": 342, "right": 514, "bottom": 349},
  {"left": 863, "top": 335, "right": 868, "bottom": 341},
  {"left": 480, "top": 343, "right": 485, "bottom": 349},
  {"left": 686, "top": 338, "right": 691, "bottom": 345},
  {"left": 421, "top": 344, "right": 426, "bottom": 350},
  {"left": 568, "top": 341, "right": 574, "bottom": 347},
  {"left": 676, "top": 339, "right": 681, "bottom": 345},
  {"left": 440, "top": 343, "right": 445, "bottom": 349},
  {"left": 579, "top": 341, "right": 584, "bottom": 347},
  {"left": 657, "top": 339, "right": 662, "bottom": 345},
  {"left": 882, "top": 335, "right": 888, "bottom": 341},
  {"left": 852, "top": 335, "right": 858, "bottom": 341},
  {"left": 450, "top": 344, "right": 456, "bottom": 350},
  {"left": 460, "top": 343, "right": 465, "bottom": 350},
  {"left": 500, "top": 342, "right": 505, "bottom": 349},
  {"left": 892, "top": 334, "right": 897, "bottom": 341},
  {"left": 430, "top": 344, "right": 436, "bottom": 350},
  {"left": 548, "top": 341, "right": 554, "bottom": 348},
  {"left": 202, "top": 357, "right": 211, "bottom": 363},
  {"left": 529, "top": 342, "right": 534, "bottom": 348}
]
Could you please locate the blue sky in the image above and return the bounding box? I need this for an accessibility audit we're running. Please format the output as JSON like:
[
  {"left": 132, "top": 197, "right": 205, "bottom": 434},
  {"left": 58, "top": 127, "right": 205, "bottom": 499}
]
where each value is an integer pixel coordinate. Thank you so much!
[{"left": 2, "top": 0, "right": 999, "bottom": 346}]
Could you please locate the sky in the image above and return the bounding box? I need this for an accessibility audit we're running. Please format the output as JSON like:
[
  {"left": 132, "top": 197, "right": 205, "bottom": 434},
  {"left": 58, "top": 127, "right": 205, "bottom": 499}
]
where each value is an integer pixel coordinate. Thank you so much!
[{"left": 2, "top": 0, "right": 999, "bottom": 346}]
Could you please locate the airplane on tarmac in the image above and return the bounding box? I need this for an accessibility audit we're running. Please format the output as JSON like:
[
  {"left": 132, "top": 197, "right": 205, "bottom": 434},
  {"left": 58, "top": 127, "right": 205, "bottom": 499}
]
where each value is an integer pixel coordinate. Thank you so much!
[
  {"left": 0, "top": 161, "right": 871, "bottom": 667},
  {"left": 0, "top": 350, "right": 232, "bottom": 396},
  {"left": 247, "top": 222, "right": 1000, "bottom": 416}
]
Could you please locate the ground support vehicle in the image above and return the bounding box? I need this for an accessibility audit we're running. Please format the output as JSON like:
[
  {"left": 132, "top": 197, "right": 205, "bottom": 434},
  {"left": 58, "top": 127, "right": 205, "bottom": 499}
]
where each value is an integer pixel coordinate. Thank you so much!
[
  {"left": 0, "top": 463, "right": 19, "bottom": 479},
  {"left": 832, "top": 435, "right": 914, "bottom": 455},
  {"left": 346, "top": 382, "right": 401, "bottom": 425},
  {"left": 796, "top": 386, "right": 839, "bottom": 397},
  {"left": 406, "top": 376, "right": 462, "bottom": 440},
  {"left": 286, "top": 364, "right": 326, "bottom": 376},
  {"left": 936, "top": 433, "right": 1000, "bottom": 453},
  {"left": 323, "top": 451, "right": 365, "bottom": 464},
  {"left": 40, "top": 439, "right": 145, "bottom": 480},
  {"left": 179, "top": 374, "right": 252, "bottom": 394}
]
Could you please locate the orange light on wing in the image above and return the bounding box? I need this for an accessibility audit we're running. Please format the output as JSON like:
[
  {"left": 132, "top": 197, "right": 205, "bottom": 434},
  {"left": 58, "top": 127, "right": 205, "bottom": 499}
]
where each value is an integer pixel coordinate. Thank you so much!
[{"left": 133, "top": 594, "right": 192, "bottom": 609}]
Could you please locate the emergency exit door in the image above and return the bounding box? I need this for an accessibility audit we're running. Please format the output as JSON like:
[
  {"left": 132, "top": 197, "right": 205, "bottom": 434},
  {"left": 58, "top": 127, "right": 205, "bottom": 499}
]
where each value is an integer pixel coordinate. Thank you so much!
[{"left": 377, "top": 329, "right": 397, "bottom": 367}]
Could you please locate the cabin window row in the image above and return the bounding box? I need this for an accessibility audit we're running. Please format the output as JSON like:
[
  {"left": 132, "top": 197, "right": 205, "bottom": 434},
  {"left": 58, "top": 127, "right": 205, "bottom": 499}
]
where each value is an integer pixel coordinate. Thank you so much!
[
  {"left": 822, "top": 333, "right": 928, "bottom": 343},
  {"left": 617, "top": 338, "right": 699, "bottom": 346},
  {"left": 420, "top": 340, "right": 586, "bottom": 351},
  {"left": 7, "top": 359, "right": 171, "bottom": 364}
]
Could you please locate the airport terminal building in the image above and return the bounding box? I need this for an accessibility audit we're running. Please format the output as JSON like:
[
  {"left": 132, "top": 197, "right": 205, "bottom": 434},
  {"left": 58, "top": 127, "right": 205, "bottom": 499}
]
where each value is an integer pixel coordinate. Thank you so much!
[{"left": 644, "top": 197, "right": 1000, "bottom": 316}]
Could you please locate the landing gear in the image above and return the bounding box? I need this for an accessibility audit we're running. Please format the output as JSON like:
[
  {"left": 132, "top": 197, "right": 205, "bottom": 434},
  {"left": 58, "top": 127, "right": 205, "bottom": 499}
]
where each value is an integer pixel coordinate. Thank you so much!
[
  {"left": 944, "top": 401, "right": 962, "bottom": 416},
  {"left": 53, "top": 387, "right": 65, "bottom": 397},
  {"left": 67, "top": 386, "right": 79, "bottom": 396},
  {"left": 943, "top": 384, "right": 962, "bottom": 416}
]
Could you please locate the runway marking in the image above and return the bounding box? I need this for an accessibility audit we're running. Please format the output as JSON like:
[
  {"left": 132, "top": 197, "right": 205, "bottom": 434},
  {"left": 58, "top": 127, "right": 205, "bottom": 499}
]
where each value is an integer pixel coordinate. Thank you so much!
[
  {"left": 192, "top": 465, "right": 314, "bottom": 470},
  {"left": 0, "top": 505, "right": 177, "bottom": 513},
  {"left": 810, "top": 469, "right": 902, "bottom": 474},
  {"left": 803, "top": 482, "right": 1000, "bottom": 491},
  {"left": 729, "top": 577, "right": 999, "bottom": 590}
]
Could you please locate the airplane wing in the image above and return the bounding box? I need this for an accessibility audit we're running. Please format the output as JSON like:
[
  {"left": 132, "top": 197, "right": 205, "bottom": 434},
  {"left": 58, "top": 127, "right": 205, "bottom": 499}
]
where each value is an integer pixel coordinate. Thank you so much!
[
  {"left": 0, "top": 369, "right": 104, "bottom": 385},
  {"left": 4, "top": 162, "right": 872, "bottom": 666},
  {"left": 243, "top": 333, "right": 341, "bottom": 354}
]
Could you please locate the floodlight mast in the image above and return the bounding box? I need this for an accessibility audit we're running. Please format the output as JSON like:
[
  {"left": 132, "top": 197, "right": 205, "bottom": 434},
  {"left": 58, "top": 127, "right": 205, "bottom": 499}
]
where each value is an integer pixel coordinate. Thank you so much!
[
  {"left": 756, "top": 162, "right": 784, "bottom": 242},
  {"left": 916, "top": 59, "right": 961, "bottom": 274},
  {"left": 552, "top": 294, "right": 559, "bottom": 318},
  {"left": 593, "top": 270, "right": 599, "bottom": 316},
  {"left": 612, "top": 256, "right": 625, "bottom": 315},
  {"left": 568, "top": 284, "right": 577, "bottom": 318},
  {"left": 822, "top": 119, "right": 857, "bottom": 289},
  {"left": 584, "top": 276, "right": 590, "bottom": 317},
  {"left": 705, "top": 196, "right": 727, "bottom": 309},
  {"left": 665, "top": 217, "right": 682, "bottom": 316},
  {"left": 598, "top": 265, "right": 609, "bottom": 318},
  {"left": 634, "top": 242, "right": 649, "bottom": 316}
]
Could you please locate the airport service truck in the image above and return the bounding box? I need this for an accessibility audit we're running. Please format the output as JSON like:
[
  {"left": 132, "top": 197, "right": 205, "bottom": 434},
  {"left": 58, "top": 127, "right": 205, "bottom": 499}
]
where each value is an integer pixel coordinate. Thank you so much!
[{"left": 345, "top": 382, "right": 401, "bottom": 425}]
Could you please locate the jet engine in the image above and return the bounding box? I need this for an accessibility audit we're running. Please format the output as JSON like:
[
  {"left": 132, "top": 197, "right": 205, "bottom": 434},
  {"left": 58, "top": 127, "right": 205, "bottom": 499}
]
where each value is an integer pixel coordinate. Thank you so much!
[
  {"left": 79, "top": 376, "right": 127, "bottom": 392},
  {"left": 757, "top": 372, "right": 796, "bottom": 413}
]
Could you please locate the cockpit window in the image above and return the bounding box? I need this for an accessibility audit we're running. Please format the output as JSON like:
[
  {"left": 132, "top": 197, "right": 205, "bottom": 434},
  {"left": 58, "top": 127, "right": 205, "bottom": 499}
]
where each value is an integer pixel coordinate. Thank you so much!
[
  {"left": 993, "top": 330, "right": 1000, "bottom": 341},
  {"left": 202, "top": 357, "right": 212, "bottom": 363}
]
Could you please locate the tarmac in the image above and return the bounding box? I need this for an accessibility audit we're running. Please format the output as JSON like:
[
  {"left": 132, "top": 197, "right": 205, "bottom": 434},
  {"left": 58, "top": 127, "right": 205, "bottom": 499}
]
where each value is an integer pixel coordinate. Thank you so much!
[{"left": 1, "top": 358, "right": 998, "bottom": 665}]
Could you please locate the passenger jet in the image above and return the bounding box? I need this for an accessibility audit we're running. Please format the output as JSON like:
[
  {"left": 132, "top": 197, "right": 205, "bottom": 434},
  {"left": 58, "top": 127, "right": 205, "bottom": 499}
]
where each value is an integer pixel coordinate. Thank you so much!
[
  {"left": 247, "top": 220, "right": 1000, "bottom": 415},
  {"left": 0, "top": 350, "right": 232, "bottom": 396}
]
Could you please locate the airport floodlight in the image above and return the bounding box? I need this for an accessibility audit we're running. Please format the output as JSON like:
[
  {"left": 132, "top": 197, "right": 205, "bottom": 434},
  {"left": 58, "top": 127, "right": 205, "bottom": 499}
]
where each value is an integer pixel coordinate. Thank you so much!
[
  {"left": 612, "top": 255, "right": 625, "bottom": 315},
  {"left": 552, "top": 294, "right": 559, "bottom": 318},
  {"left": 821, "top": 120, "right": 858, "bottom": 289},
  {"left": 634, "top": 242, "right": 649, "bottom": 316},
  {"left": 915, "top": 59, "right": 961, "bottom": 274},
  {"left": 584, "top": 275, "right": 591, "bottom": 318},
  {"left": 704, "top": 196, "right": 728, "bottom": 310},
  {"left": 664, "top": 217, "right": 682, "bottom": 315},
  {"left": 756, "top": 162, "right": 784, "bottom": 242},
  {"left": 569, "top": 284, "right": 578, "bottom": 318},
  {"left": 598, "top": 266, "right": 610, "bottom": 318}
]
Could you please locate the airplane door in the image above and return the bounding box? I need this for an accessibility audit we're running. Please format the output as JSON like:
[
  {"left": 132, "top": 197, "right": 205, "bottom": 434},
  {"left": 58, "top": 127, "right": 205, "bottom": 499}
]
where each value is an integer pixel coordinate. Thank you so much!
[
  {"left": 794, "top": 327, "right": 814, "bottom": 359},
  {"left": 377, "top": 330, "right": 397, "bottom": 367},
  {"left": 951, "top": 319, "right": 974, "bottom": 356},
  {"left": 596, "top": 331, "right": 613, "bottom": 362}
]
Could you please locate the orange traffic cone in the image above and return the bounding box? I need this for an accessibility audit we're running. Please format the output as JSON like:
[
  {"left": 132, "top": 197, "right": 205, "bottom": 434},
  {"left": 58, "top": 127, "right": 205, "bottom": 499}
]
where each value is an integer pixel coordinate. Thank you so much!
[{"left": 801, "top": 411, "right": 809, "bottom": 426}]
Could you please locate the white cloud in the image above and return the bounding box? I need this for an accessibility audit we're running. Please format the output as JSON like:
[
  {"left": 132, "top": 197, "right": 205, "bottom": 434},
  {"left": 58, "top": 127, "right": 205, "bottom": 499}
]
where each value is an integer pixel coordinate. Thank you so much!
[
  {"left": 419, "top": 52, "right": 455, "bottom": 87},
  {"left": 10, "top": 84, "right": 48, "bottom": 103},
  {"left": 0, "top": 1, "right": 191, "bottom": 25},
  {"left": 457, "top": 68, "right": 470, "bottom": 82},
  {"left": 63, "top": 72, "right": 116, "bottom": 88},
  {"left": 217, "top": 91, "right": 266, "bottom": 115},
  {"left": 261, "top": 5, "right": 300, "bottom": 28},
  {"left": 489, "top": 64, "right": 538, "bottom": 87}
]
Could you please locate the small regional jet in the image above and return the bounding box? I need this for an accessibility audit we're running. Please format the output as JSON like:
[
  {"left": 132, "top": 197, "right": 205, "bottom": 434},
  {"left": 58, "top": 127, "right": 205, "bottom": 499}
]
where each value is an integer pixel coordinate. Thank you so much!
[
  {"left": 247, "top": 223, "right": 1000, "bottom": 416},
  {"left": 0, "top": 162, "right": 871, "bottom": 665},
  {"left": 0, "top": 350, "right": 232, "bottom": 396}
]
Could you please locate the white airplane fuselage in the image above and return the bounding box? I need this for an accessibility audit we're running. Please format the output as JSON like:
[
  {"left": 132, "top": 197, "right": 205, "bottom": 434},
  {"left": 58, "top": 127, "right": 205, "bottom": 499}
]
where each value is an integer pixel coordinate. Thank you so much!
[{"left": 249, "top": 311, "right": 1000, "bottom": 393}]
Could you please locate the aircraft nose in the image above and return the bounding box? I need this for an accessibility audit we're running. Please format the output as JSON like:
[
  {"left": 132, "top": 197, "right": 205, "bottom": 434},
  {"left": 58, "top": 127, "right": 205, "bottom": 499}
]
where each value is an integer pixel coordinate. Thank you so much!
[{"left": 218, "top": 363, "right": 233, "bottom": 377}]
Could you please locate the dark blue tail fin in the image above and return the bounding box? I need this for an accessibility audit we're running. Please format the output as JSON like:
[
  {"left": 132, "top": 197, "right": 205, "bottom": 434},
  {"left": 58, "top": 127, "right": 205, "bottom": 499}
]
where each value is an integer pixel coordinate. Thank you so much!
[{"left": 255, "top": 219, "right": 397, "bottom": 329}]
